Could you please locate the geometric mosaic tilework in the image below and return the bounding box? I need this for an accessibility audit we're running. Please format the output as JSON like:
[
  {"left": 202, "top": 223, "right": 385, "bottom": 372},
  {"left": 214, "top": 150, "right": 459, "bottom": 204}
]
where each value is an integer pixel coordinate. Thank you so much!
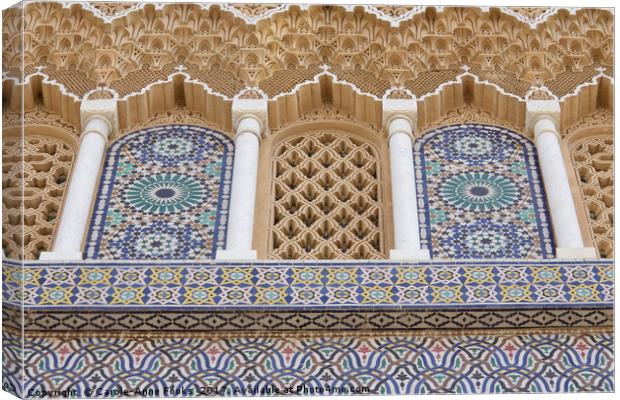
[
  {"left": 414, "top": 124, "right": 555, "bottom": 259},
  {"left": 2, "top": 260, "right": 613, "bottom": 309},
  {"left": 6, "top": 307, "right": 613, "bottom": 332},
  {"left": 84, "top": 125, "right": 234, "bottom": 260},
  {"left": 2, "top": 329, "right": 613, "bottom": 395},
  {"left": 2, "top": 319, "right": 23, "bottom": 398}
]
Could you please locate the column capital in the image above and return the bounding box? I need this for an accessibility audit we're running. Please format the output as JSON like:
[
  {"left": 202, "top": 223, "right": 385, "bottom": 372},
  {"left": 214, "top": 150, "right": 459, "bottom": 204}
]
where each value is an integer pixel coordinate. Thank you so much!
[
  {"left": 232, "top": 98, "right": 269, "bottom": 137},
  {"left": 525, "top": 99, "right": 560, "bottom": 135},
  {"left": 386, "top": 117, "right": 414, "bottom": 141},
  {"left": 80, "top": 98, "right": 119, "bottom": 137},
  {"left": 382, "top": 98, "right": 417, "bottom": 133}
]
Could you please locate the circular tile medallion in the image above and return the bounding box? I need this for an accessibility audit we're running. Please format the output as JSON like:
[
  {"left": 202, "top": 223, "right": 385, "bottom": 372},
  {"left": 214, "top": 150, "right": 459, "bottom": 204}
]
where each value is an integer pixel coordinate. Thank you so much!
[
  {"left": 122, "top": 173, "right": 204, "bottom": 213},
  {"left": 439, "top": 172, "right": 520, "bottom": 212}
]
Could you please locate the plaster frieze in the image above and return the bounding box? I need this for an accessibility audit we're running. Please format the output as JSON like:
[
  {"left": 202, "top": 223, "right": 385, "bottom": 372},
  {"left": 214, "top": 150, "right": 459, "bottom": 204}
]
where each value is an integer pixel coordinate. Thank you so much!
[
  {"left": 2, "top": 3, "right": 614, "bottom": 136},
  {"left": 61, "top": 3, "right": 587, "bottom": 29},
  {"left": 4, "top": 3, "right": 612, "bottom": 100}
]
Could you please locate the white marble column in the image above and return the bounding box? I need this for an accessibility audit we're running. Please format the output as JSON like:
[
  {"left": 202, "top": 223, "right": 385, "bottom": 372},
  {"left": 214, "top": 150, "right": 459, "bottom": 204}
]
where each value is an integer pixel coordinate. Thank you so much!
[
  {"left": 216, "top": 98, "right": 268, "bottom": 260},
  {"left": 383, "top": 99, "right": 430, "bottom": 260},
  {"left": 40, "top": 98, "right": 118, "bottom": 260},
  {"left": 526, "top": 100, "right": 597, "bottom": 259}
]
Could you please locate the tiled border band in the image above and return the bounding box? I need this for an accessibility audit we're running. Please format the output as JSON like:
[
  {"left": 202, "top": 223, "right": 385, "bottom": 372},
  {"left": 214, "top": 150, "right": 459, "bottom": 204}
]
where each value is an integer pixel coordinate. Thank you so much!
[
  {"left": 5, "top": 306, "right": 612, "bottom": 332},
  {"left": 3, "top": 260, "right": 613, "bottom": 310}
]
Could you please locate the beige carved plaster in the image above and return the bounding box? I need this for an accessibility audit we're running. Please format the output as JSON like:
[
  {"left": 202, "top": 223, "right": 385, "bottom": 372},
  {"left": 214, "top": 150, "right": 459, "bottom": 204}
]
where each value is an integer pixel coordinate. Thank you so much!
[
  {"left": 3, "top": 4, "right": 613, "bottom": 100},
  {"left": 268, "top": 131, "right": 386, "bottom": 260},
  {"left": 418, "top": 103, "right": 524, "bottom": 137},
  {"left": 2, "top": 4, "right": 614, "bottom": 139},
  {"left": 61, "top": 4, "right": 585, "bottom": 29},
  {"left": 564, "top": 109, "right": 614, "bottom": 258},
  {"left": 2, "top": 106, "right": 81, "bottom": 259},
  {"left": 1, "top": 3, "right": 614, "bottom": 261},
  {"left": 254, "top": 104, "right": 394, "bottom": 259},
  {"left": 2, "top": 132, "right": 76, "bottom": 259},
  {"left": 116, "top": 106, "right": 232, "bottom": 138}
]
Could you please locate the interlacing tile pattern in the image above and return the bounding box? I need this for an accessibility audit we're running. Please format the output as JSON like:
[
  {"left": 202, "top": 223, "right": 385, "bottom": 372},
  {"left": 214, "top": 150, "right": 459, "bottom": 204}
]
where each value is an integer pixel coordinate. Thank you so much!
[
  {"left": 414, "top": 124, "right": 554, "bottom": 259},
  {"left": 2, "top": 330, "right": 613, "bottom": 396},
  {"left": 84, "top": 125, "right": 234, "bottom": 260}
]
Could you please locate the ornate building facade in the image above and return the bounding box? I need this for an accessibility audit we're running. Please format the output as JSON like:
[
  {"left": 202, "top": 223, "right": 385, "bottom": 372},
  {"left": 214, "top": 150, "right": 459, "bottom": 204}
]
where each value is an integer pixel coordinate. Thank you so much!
[{"left": 2, "top": 2, "right": 614, "bottom": 396}]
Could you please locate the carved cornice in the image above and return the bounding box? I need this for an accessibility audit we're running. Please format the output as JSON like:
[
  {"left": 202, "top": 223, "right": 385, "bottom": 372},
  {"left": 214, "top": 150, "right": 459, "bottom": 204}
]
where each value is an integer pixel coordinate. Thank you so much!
[
  {"left": 3, "top": 4, "right": 613, "bottom": 102},
  {"left": 55, "top": 3, "right": 591, "bottom": 28},
  {"left": 2, "top": 3, "right": 614, "bottom": 136}
]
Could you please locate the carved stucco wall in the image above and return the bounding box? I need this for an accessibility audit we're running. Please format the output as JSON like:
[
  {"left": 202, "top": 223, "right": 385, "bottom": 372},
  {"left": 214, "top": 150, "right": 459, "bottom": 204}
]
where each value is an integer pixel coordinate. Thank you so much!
[
  {"left": 251, "top": 103, "right": 394, "bottom": 260},
  {"left": 2, "top": 4, "right": 613, "bottom": 133},
  {"left": 3, "top": 4, "right": 612, "bottom": 100},
  {"left": 1, "top": 4, "right": 614, "bottom": 260}
]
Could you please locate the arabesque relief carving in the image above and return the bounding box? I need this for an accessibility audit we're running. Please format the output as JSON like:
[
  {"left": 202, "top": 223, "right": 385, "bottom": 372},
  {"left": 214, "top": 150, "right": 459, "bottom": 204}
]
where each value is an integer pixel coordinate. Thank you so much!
[
  {"left": 0, "top": 3, "right": 615, "bottom": 261},
  {"left": 116, "top": 106, "right": 230, "bottom": 138},
  {"left": 418, "top": 103, "right": 524, "bottom": 136}
]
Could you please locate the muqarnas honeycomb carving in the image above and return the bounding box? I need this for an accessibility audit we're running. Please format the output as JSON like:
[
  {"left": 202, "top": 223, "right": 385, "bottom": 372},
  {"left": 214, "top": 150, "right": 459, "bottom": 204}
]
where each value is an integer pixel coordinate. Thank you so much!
[
  {"left": 2, "top": 135, "right": 74, "bottom": 259},
  {"left": 573, "top": 137, "right": 614, "bottom": 258},
  {"left": 269, "top": 131, "right": 385, "bottom": 260}
]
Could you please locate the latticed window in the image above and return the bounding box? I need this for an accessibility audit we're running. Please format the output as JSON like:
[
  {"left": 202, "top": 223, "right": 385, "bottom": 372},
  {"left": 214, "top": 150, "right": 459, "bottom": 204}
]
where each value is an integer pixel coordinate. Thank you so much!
[
  {"left": 2, "top": 135, "right": 74, "bottom": 259},
  {"left": 269, "top": 131, "right": 385, "bottom": 259},
  {"left": 572, "top": 137, "right": 614, "bottom": 258}
]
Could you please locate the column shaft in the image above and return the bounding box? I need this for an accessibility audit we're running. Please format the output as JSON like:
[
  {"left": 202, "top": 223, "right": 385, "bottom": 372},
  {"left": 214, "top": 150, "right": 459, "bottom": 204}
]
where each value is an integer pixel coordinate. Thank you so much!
[
  {"left": 217, "top": 117, "right": 261, "bottom": 259},
  {"left": 533, "top": 117, "right": 595, "bottom": 258},
  {"left": 388, "top": 117, "right": 430, "bottom": 260}
]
